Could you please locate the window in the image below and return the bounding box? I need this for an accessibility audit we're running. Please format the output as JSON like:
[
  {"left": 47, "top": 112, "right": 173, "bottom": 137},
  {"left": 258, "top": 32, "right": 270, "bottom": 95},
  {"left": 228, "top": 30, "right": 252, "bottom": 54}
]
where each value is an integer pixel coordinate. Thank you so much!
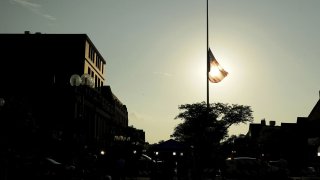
[
  {"left": 95, "top": 56, "right": 102, "bottom": 70},
  {"left": 89, "top": 46, "right": 92, "bottom": 61},
  {"left": 89, "top": 45, "right": 95, "bottom": 62},
  {"left": 92, "top": 49, "right": 94, "bottom": 62},
  {"left": 95, "top": 75, "right": 97, "bottom": 88},
  {"left": 88, "top": 45, "right": 91, "bottom": 59},
  {"left": 88, "top": 67, "right": 91, "bottom": 75}
]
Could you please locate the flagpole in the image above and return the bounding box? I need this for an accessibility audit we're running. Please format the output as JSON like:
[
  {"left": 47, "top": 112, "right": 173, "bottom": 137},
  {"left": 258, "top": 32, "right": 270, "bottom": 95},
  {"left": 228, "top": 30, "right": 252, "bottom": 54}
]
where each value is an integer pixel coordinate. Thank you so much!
[{"left": 206, "top": 0, "right": 210, "bottom": 110}]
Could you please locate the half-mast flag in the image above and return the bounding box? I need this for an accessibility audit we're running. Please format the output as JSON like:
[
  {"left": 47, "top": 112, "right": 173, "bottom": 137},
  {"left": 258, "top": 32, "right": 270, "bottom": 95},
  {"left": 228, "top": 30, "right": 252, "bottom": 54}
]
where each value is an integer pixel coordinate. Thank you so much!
[{"left": 208, "top": 48, "right": 228, "bottom": 83}]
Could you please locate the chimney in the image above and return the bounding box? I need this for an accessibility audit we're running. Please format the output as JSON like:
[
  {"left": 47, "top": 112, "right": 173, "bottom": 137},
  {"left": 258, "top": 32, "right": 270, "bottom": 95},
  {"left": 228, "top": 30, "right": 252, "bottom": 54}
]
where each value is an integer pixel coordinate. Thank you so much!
[
  {"left": 261, "top": 119, "right": 266, "bottom": 125},
  {"left": 24, "top": 31, "right": 30, "bottom": 34},
  {"left": 269, "top": 121, "right": 276, "bottom": 126}
]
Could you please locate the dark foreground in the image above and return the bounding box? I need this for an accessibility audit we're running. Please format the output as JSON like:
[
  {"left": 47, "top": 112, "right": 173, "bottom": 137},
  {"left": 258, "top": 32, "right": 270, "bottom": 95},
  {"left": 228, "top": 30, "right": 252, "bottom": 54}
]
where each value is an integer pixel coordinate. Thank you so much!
[{"left": 2, "top": 155, "right": 320, "bottom": 180}]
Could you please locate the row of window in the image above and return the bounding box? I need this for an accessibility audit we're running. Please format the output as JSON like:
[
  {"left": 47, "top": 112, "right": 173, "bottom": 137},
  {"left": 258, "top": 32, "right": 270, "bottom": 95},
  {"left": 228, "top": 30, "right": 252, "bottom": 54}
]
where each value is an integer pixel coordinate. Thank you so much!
[
  {"left": 88, "top": 66, "right": 103, "bottom": 88},
  {"left": 96, "top": 56, "right": 104, "bottom": 72},
  {"left": 88, "top": 45, "right": 104, "bottom": 73}
]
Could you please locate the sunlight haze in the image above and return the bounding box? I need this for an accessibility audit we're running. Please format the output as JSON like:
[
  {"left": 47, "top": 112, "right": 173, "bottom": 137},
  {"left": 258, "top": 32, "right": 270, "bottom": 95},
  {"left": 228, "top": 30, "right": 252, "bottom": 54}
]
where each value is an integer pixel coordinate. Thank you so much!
[{"left": 1, "top": 0, "right": 319, "bottom": 143}]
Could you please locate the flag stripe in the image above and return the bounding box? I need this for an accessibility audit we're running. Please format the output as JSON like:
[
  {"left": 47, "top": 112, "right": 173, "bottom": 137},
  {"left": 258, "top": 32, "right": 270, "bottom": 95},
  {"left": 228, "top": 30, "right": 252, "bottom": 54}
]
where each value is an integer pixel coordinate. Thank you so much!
[{"left": 208, "top": 48, "right": 228, "bottom": 83}]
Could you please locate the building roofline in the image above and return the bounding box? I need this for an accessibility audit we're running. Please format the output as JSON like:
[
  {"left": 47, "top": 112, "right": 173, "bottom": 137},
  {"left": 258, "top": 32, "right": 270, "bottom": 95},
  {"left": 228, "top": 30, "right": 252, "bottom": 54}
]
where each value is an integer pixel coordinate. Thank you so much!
[
  {"left": 84, "top": 34, "right": 106, "bottom": 64},
  {"left": 0, "top": 32, "right": 107, "bottom": 64},
  {"left": 308, "top": 99, "right": 320, "bottom": 120}
]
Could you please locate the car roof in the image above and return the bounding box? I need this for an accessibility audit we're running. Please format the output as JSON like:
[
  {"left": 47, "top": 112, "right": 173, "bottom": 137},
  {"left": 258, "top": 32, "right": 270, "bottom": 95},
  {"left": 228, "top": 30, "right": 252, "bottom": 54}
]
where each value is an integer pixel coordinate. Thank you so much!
[{"left": 227, "top": 157, "right": 257, "bottom": 160}]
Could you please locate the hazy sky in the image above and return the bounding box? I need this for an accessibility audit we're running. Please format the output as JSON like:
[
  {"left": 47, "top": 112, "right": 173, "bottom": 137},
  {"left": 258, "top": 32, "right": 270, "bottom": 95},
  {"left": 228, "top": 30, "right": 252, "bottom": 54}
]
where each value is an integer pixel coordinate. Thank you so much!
[{"left": 1, "top": 0, "right": 319, "bottom": 143}]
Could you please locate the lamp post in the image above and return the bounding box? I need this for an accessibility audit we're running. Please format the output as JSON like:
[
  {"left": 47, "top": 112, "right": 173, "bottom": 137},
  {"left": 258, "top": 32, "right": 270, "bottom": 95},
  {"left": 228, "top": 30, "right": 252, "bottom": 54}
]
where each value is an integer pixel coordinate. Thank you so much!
[{"left": 69, "top": 73, "right": 95, "bottom": 166}]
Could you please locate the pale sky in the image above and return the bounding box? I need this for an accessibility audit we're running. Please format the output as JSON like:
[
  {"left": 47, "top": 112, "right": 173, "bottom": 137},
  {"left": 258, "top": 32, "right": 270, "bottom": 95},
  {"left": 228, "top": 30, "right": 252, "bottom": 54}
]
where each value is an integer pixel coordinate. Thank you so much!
[{"left": 1, "top": 0, "right": 319, "bottom": 144}]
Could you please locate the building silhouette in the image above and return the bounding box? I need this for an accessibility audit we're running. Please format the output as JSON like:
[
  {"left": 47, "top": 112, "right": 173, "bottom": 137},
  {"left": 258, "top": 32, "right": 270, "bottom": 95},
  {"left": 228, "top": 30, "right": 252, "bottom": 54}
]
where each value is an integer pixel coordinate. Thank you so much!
[
  {"left": 150, "top": 139, "right": 192, "bottom": 180},
  {"left": 241, "top": 92, "right": 320, "bottom": 175},
  {"left": 0, "top": 32, "right": 145, "bottom": 179}
]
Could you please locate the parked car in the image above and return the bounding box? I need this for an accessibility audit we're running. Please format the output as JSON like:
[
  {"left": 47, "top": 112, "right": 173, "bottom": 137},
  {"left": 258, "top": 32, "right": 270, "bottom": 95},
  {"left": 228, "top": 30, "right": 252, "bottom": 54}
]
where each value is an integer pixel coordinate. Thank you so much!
[{"left": 221, "top": 157, "right": 289, "bottom": 180}]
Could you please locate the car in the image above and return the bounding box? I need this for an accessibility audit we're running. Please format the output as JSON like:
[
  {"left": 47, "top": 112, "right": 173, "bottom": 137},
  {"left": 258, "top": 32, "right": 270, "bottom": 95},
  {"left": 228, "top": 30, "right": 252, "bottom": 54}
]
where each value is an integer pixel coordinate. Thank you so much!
[{"left": 221, "top": 157, "right": 289, "bottom": 180}]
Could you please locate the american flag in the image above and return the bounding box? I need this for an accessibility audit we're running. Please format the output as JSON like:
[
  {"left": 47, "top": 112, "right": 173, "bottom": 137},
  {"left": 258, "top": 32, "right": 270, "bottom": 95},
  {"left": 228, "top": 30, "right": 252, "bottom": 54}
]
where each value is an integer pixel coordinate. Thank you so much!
[{"left": 208, "top": 48, "right": 228, "bottom": 83}]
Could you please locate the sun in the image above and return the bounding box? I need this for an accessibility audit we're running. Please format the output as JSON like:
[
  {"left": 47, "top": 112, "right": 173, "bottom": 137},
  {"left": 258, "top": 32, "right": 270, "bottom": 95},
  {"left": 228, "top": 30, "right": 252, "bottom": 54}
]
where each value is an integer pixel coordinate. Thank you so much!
[{"left": 209, "top": 66, "right": 222, "bottom": 77}]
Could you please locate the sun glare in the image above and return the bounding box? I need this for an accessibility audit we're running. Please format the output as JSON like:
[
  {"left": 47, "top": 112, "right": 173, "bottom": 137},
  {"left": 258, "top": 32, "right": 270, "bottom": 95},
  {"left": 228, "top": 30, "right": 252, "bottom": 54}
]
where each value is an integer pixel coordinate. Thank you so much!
[{"left": 209, "top": 66, "right": 222, "bottom": 77}]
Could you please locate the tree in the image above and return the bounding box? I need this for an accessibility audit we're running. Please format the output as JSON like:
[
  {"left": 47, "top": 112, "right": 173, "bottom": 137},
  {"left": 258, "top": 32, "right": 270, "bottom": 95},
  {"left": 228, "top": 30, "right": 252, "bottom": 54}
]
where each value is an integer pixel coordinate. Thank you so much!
[
  {"left": 171, "top": 102, "right": 253, "bottom": 146},
  {"left": 171, "top": 102, "right": 253, "bottom": 176}
]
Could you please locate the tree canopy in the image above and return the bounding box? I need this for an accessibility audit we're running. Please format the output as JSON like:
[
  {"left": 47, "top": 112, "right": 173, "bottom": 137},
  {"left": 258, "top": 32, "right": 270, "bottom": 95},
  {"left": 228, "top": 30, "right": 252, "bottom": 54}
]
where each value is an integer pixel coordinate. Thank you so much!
[{"left": 171, "top": 101, "right": 253, "bottom": 147}]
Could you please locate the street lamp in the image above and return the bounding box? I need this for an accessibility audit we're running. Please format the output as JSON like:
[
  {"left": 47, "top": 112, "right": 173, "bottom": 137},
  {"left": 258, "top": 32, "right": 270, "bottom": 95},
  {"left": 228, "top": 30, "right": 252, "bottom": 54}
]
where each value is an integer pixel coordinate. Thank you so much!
[
  {"left": 69, "top": 73, "right": 94, "bottom": 88},
  {"left": 70, "top": 74, "right": 81, "bottom": 86},
  {"left": 80, "top": 74, "right": 94, "bottom": 88},
  {"left": 69, "top": 74, "right": 95, "bottom": 162}
]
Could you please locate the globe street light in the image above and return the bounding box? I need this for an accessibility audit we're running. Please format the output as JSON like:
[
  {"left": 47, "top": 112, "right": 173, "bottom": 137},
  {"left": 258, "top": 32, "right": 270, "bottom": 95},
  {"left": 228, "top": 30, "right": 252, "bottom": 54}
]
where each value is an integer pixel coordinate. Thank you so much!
[
  {"left": 70, "top": 74, "right": 94, "bottom": 88},
  {"left": 70, "top": 74, "right": 81, "bottom": 86}
]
